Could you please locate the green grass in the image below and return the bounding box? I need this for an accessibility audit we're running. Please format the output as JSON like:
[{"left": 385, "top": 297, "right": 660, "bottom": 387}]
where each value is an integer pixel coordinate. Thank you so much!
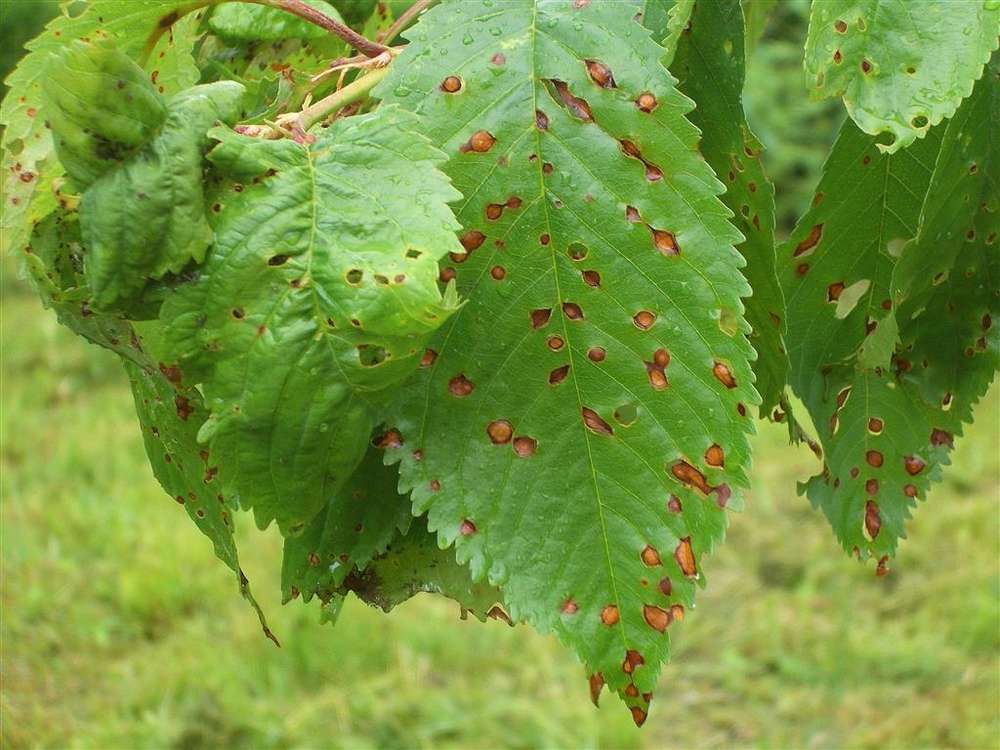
[{"left": 2, "top": 272, "right": 998, "bottom": 750}]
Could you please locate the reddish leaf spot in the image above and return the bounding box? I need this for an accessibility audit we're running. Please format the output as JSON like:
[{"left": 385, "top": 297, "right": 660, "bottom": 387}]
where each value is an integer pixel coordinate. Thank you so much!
[
  {"left": 490, "top": 265, "right": 506, "bottom": 280},
  {"left": 535, "top": 109, "right": 549, "bottom": 130},
  {"left": 827, "top": 281, "right": 845, "bottom": 301},
  {"left": 377, "top": 429, "right": 403, "bottom": 449},
  {"left": 547, "top": 335, "right": 565, "bottom": 351},
  {"left": 625, "top": 205, "right": 641, "bottom": 223},
  {"left": 652, "top": 229, "right": 680, "bottom": 256},
  {"left": 868, "top": 417, "right": 883, "bottom": 434},
  {"left": 658, "top": 576, "right": 672, "bottom": 596},
  {"left": 589, "top": 673, "right": 604, "bottom": 706},
  {"left": 448, "top": 374, "right": 475, "bottom": 397},
  {"left": 631, "top": 707, "right": 647, "bottom": 727},
  {"left": 622, "top": 649, "right": 644, "bottom": 674},
  {"left": 440, "top": 75, "right": 463, "bottom": 93},
  {"left": 562, "top": 302, "right": 584, "bottom": 320},
  {"left": 713, "top": 361, "right": 737, "bottom": 388},
  {"left": 421, "top": 349, "right": 437, "bottom": 367},
  {"left": 876, "top": 555, "right": 889, "bottom": 576},
  {"left": 641, "top": 545, "right": 661, "bottom": 566},
  {"left": 460, "top": 230, "right": 486, "bottom": 251},
  {"left": 491, "top": 52, "right": 506, "bottom": 65},
  {"left": 531, "top": 308, "right": 552, "bottom": 329},
  {"left": 903, "top": 484, "right": 918, "bottom": 498},
  {"left": 643, "top": 604, "right": 670, "bottom": 632},
  {"left": 667, "top": 495, "right": 682, "bottom": 513},
  {"left": 175, "top": 395, "right": 194, "bottom": 421},
  {"left": 930, "top": 428, "right": 953, "bottom": 447},
  {"left": 671, "top": 461, "right": 710, "bottom": 495},
  {"left": 600, "top": 604, "right": 620, "bottom": 626},
  {"left": 549, "top": 364, "right": 570, "bottom": 385},
  {"left": 587, "top": 346, "right": 606, "bottom": 362},
  {"left": 903, "top": 455, "right": 925, "bottom": 475},
  {"left": 793, "top": 223, "right": 824, "bottom": 257},
  {"left": 582, "top": 269, "right": 601, "bottom": 287},
  {"left": 633, "top": 310, "right": 656, "bottom": 330},
  {"left": 834, "top": 19, "right": 847, "bottom": 32},
  {"left": 582, "top": 407, "right": 614, "bottom": 435},
  {"left": 636, "top": 92, "right": 657, "bottom": 112},
  {"left": 466, "top": 130, "right": 496, "bottom": 153},
  {"left": 865, "top": 478, "right": 879, "bottom": 494},
  {"left": 513, "top": 436, "right": 537, "bottom": 457},
  {"left": 674, "top": 537, "right": 697, "bottom": 577},
  {"left": 459, "top": 519, "right": 477, "bottom": 536},
  {"left": 584, "top": 59, "right": 615, "bottom": 88},
  {"left": 487, "top": 419, "right": 513, "bottom": 445},
  {"left": 865, "top": 450, "right": 883, "bottom": 468},
  {"left": 704, "top": 444, "right": 724, "bottom": 467}
]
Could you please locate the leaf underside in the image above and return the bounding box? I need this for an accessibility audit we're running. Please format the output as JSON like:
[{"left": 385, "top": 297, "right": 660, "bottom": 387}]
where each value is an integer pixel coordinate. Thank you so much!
[
  {"left": 804, "top": 0, "right": 1000, "bottom": 153},
  {"left": 377, "top": 0, "right": 757, "bottom": 713},
  {"left": 780, "top": 54, "right": 999, "bottom": 562},
  {"left": 670, "top": 0, "right": 788, "bottom": 416}
]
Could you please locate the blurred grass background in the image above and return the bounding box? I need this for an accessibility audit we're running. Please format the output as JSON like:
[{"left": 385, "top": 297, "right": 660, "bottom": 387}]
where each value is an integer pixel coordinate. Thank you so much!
[{"left": 1, "top": 1, "right": 998, "bottom": 748}]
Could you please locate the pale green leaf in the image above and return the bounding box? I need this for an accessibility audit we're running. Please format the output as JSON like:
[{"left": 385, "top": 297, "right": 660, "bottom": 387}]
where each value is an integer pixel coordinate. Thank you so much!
[
  {"left": 159, "top": 107, "right": 463, "bottom": 536},
  {"left": 208, "top": 0, "right": 344, "bottom": 42},
  {"left": 80, "top": 81, "right": 246, "bottom": 310},
  {"left": 1, "top": 0, "right": 215, "bottom": 255},
  {"left": 804, "top": 0, "right": 1000, "bottom": 153},
  {"left": 377, "top": 0, "right": 756, "bottom": 715},
  {"left": 670, "top": 0, "right": 788, "bottom": 415}
]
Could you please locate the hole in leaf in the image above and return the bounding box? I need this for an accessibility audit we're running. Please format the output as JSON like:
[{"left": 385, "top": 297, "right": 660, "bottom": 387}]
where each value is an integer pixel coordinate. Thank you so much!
[
  {"left": 613, "top": 403, "right": 638, "bottom": 426},
  {"left": 833, "top": 279, "right": 871, "bottom": 318}
]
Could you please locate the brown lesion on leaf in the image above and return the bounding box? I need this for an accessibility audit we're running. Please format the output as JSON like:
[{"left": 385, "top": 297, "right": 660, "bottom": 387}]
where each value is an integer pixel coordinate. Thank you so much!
[
  {"left": 633, "top": 310, "right": 656, "bottom": 330},
  {"left": 584, "top": 59, "right": 616, "bottom": 88},
  {"left": 865, "top": 449, "right": 883, "bottom": 468},
  {"left": 582, "top": 269, "right": 601, "bottom": 287},
  {"left": 174, "top": 395, "right": 194, "bottom": 421},
  {"left": 793, "top": 223, "right": 824, "bottom": 257},
  {"left": 635, "top": 92, "right": 657, "bottom": 112},
  {"left": 640, "top": 545, "right": 661, "bottom": 566},
  {"left": 440, "top": 75, "right": 463, "bottom": 93},
  {"left": 459, "top": 519, "right": 477, "bottom": 536},
  {"left": 600, "top": 604, "right": 619, "bottom": 625},
  {"left": 549, "top": 364, "right": 570, "bottom": 385},
  {"left": 512, "top": 436, "right": 537, "bottom": 457},
  {"left": 903, "top": 455, "right": 925, "bottom": 475},
  {"left": 561, "top": 598, "right": 579, "bottom": 615},
  {"left": 712, "top": 360, "right": 737, "bottom": 388},
  {"left": 645, "top": 348, "right": 669, "bottom": 390},
  {"left": 461, "top": 130, "right": 496, "bottom": 153},
  {"left": 448, "top": 373, "right": 475, "bottom": 397},
  {"left": 704, "top": 443, "right": 724, "bottom": 467},
  {"left": 674, "top": 537, "right": 697, "bottom": 577},
  {"left": 667, "top": 495, "right": 682, "bottom": 513},
  {"left": 930, "top": 428, "right": 953, "bottom": 448},
  {"left": 531, "top": 308, "right": 552, "bottom": 329},
  {"left": 581, "top": 407, "right": 614, "bottom": 435},
  {"left": 827, "top": 281, "right": 845, "bottom": 302},
  {"left": 650, "top": 227, "right": 680, "bottom": 256},
  {"left": 587, "top": 346, "right": 606, "bottom": 362},
  {"left": 547, "top": 335, "right": 565, "bottom": 351},
  {"left": 671, "top": 460, "right": 711, "bottom": 495},
  {"left": 622, "top": 649, "right": 644, "bottom": 674},
  {"left": 545, "top": 79, "right": 593, "bottom": 122},
  {"left": 487, "top": 419, "right": 513, "bottom": 444},
  {"left": 642, "top": 604, "right": 670, "bottom": 632},
  {"left": 864, "top": 500, "right": 881, "bottom": 540}
]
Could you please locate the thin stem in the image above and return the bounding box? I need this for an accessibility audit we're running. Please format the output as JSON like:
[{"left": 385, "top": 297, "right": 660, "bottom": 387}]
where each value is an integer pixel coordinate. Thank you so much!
[
  {"left": 295, "top": 64, "right": 391, "bottom": 132},
  {"left": 254, "top": 0, "right": 388, "bottom": 57},
  {"left": 382, "top": 0, "right": 435, "bottom": 44},
  {"left": 143, "top": 0, "right": 388, "bottom": 63}
]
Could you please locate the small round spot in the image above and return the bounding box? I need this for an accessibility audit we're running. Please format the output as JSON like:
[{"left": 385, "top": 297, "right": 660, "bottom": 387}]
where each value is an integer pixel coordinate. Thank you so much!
[
  {"left": 903, "top": 484, "right": 918, "bottom": 498},
  {"left": 487, "top": 419, "right": 513, "bottom": 444},
  {"left": 633, "top": 310, "right": 655, "bottom": 330},
  {"left": 582, "top": 270, "right": 601, "bottom": 287},
  {"left": 440, "top": 75, "right": 463, "bottom": 93},
  {"left": 513, "top": 436, "right": 537, "bottom": 457},
  {"left": 640, "top": 545, "right": 661, "bottom": 566},
  {"left": 547, "top": 335, "right": 565, "bottom": 351},
  {"left": 636, "top": 92, "right": 657, "bottom": 112},
  {"left": 562, "top": 302, "right": 584, "bottom": 320},
  {"left": 459, "top": 519, "right": 477, "bottom": 535},
  {"left": 834, "top": 19, "right": 847, "bottom": 32},
  {"left": 868, "top": 417, "right": 883, "bottom": 434},
  {"left": 469, "top": 130, "right": 496, "bottom": 152},
  {"left": 601, "top": 604, "right": 619, "bottom": 626},
  {"left": 587, "top": 346, "right": 606, "bottom": 362},
  {"left": 865, "top": 449, "right": 884, "bottom": 468},
  {"left": 490, "top": 265, "right": 506, "bottom": 280},
  {"left": 448, "top": 373, "right": 475, "bottom": 397},
  {"left": 704, "top": 444, "right": 724, "bottom": 467}
]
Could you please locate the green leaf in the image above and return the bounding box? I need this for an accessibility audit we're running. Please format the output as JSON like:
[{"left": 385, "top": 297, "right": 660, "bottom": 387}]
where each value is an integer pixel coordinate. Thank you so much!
[
  {"left": 670, "top": 0, "right": 788, "bottom": 415},
  {"left": 23, "top": 207, "right": 275, "bottom": 642},
  {"left": 781, "top": 121, "right": 942, "bottom": 397},
  {"left": 335, "top": 517, "right": 507, "bottom": 621},
  {"left": 660, "top": 0, "right": 695, "bottom": 65},
  {"left": 804, "top": 0, "right": 1000, "bottom": 154},
  {"left": 159, "top": 107, "right": 462, "bottom": 537},
  {"left": 208, "top": 0, "right": 344, "bottom": 42},
  {"left": 741, "top": 0, "right": 778, "bottom": 57},
  {"left": 42, "top": 38, "right": 166, "bottom": 190},
  {"left": 79, "top": 80, "right": 245, "bottom": 310},
  {"left": 377, "top": 0, "right": 756, "bottom": 714},
  {"left": 780, "top": 62, "right": 999, "bottom": 562},
  {"left": 1, "top": 0, "right": 215, "bottom": 256},
  {"left": 890, "top": 56, "right": 1000, "bottom": 326},
  {"left": 282, "top": 445, "right": 412, "bottom": 603}
]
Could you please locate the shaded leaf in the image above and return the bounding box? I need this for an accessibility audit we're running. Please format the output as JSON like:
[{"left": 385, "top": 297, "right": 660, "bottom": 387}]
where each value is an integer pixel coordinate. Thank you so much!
[
  {"left": 282, "top": 446, "right": 412, "bottom": 603},
  {"left": 804, "top": 0, "right": 1000, "bottom": 153},
  {"left": 377, "top": 0, "right": 756, "bottom": 711},
  {"left": 671, "top": 0, "right": 788, "bottom": 415},
  {"left": 159, "top": 107, "right": 462, "bottom": 536},
  {"left": 781, "top": 61, "right": 999, "bottom": 561}
]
